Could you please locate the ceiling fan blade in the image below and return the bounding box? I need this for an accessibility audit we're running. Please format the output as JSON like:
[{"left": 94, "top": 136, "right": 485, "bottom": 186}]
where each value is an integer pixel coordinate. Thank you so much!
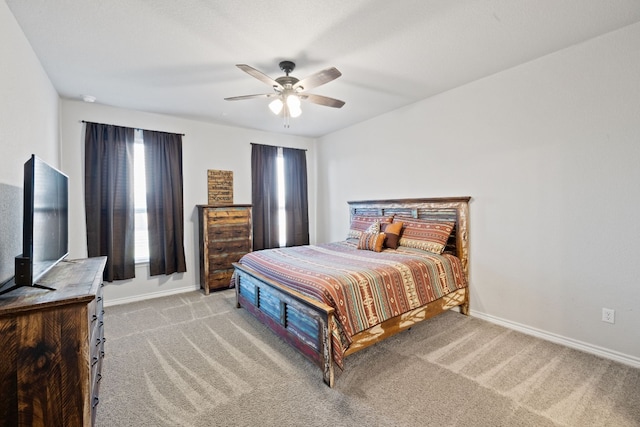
[
  {"left": 236, "top": 64, "right": 283, "bottom": 90},
  {"left": 224, "top": 93, "right": 276, "bottom": 101},
  {"left": 301, "top": 93, "right": 345, "bottom": 108},
  {"left": 293, "top": 67, "right": 341, "bottom": 91}
]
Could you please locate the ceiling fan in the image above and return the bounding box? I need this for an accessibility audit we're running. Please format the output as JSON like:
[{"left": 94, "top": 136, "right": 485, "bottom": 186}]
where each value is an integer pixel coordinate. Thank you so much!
[{"left": 224, "top": 61, "right": 345, "bottom": 127}]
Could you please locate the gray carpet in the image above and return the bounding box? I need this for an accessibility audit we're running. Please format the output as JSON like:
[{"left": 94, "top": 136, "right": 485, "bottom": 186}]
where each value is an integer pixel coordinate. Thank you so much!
[{"left": 96, "top": 290, "right": 640, "bottom": 427}]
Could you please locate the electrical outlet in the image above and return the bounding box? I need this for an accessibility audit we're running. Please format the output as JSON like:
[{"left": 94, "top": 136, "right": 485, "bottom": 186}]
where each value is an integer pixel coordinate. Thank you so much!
[{"left": 602, "top": 308, "right": 615, "bottom": 324}]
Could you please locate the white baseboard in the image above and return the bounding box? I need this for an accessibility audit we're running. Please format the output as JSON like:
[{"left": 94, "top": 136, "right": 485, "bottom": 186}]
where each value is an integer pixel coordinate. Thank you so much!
[
  {"left": 103, "top": 285, "right": 199, "bottom": 307},
  {"left": 470, "top": 310, "right": 640, "bottom": 369}
]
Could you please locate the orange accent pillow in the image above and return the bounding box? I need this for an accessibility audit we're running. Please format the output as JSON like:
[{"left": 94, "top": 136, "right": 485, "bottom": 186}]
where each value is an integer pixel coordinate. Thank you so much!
[{"left": 381, "top": 221, "right": 403, "bottom": 249}]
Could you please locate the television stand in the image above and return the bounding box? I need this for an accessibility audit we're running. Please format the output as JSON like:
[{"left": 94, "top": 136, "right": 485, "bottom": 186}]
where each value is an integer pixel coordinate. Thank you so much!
[
  {"left": 0, "top": 281, "right": 55, "bottom": 296},
  {"left": 0, "top": 257, "right": 107, "bottom": 425}
]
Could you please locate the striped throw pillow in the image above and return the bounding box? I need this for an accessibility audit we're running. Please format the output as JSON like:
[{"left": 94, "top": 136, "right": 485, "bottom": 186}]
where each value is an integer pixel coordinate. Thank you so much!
[
  {"left": 397, "top": 218, "right": 454, "bottom": 254},
  {"left": 357, "top": 232, "right": 386, "bottom": 252}
]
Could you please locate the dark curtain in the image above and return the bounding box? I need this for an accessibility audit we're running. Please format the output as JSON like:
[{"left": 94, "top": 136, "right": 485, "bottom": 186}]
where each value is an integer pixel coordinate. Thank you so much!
[
  {"left": 143, "top": 130, "right": 187, "bottom": 276},
  {"left": 282, "top": 147, "right": 309, "bottom": 246},
  {"left": 84, "top": 122, "right": 135, "bottom": 282},
  {"left": 251, "top": 144, "right": 280, "bottom": 250}
]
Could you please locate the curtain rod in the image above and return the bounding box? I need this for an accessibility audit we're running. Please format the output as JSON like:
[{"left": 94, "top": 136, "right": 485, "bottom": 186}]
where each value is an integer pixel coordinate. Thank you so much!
[
  {"left": 250, "top": 142, "right": 307, "bottom": 151},
  {"left": 81, "top": 120, "right": 185, "bottom": 136}
]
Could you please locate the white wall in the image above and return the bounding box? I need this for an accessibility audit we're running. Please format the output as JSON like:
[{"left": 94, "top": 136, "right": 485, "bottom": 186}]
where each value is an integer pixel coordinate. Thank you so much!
[
  {"left": 60, "top": 100, "right": 316, "bottom": 304},
  {"left": 0, "top": 1, "right": 59, "bottom": 283},
  {"left": 317, "top": 23, "right": 640, "bottom": 364}
]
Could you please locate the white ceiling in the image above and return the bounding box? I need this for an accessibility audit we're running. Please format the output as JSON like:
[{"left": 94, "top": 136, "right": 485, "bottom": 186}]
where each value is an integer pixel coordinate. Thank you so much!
[{"left": 7, "top": 0, "right": 640, "bottom": 138}]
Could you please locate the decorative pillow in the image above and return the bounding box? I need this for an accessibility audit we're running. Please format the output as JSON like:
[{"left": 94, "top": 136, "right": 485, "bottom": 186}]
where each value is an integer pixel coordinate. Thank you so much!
[
  {"left": 347, "top": 215, "right": 393, "bottom": 239},
  {"left": 396, "top": 218, "right": 454, "bottom": 254},
  {"left": 380, "top": 221, "right": 404, "bottom": 249},
  {"left": 365, "top": 221, "right": 380, "bottom": 233},
  {"left": 357, "top": 232, "right": 386, "bottom": 252}
]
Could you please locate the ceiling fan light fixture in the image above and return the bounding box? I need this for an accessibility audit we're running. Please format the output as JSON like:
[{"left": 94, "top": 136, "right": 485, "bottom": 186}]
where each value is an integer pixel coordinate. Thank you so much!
[
  {"left": 269, "top": 98, "right": 283, "bottom": 115},
  {"left": 286, "top": 94, "right": 302, "bottom": 117},
  {"left": 289, "top": 106, "right": 302, "bottom": 118}
]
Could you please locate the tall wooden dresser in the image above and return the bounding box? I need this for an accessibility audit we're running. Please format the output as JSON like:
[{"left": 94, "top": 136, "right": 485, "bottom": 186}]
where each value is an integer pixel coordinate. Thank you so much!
[
  {"left": 197, "top": 205, "right": 252, "bottom": 294},
  {"left": 0, "top": 256, "right": 107, "bottom": 427}
]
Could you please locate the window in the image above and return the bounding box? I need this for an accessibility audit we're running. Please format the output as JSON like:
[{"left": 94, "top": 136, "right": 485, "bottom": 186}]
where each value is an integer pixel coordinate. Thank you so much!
[
  {"left": 133, "top": 130, "right": 149, "bottom": 263},
  {"left": 277, "top": 148, "right": 286, "bottom": 247},
  {"left": 85, "top": 122, "right": 186, "bottom": 280},
  {"left": 251, "top": 143, "right": 308, "bottom": 251}
]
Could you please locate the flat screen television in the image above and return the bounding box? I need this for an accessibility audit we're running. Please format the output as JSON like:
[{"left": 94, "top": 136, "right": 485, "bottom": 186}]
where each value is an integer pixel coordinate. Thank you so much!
[{"left": 2, "top": 155, "right": 69, "bottom": 294}]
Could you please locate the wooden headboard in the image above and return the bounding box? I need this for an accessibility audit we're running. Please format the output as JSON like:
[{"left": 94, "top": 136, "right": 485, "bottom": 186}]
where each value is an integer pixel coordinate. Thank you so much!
[{"left": 348, "top": 197, "right": 471, "bottom": 279}]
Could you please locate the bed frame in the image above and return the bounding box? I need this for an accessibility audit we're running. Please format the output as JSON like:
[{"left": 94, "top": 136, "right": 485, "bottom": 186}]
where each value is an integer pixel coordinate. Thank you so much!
[{"left": 232, "top": 197, "right": 471, "bottom": 387}]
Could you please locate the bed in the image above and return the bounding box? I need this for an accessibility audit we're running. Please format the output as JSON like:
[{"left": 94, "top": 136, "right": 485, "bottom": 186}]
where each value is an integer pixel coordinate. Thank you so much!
[{"left": 232, "top": 197, "right": 470, "bottom": 387}]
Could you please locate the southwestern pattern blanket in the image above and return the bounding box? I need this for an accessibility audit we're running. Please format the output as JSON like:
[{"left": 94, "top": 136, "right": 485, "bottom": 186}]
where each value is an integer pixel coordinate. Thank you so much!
[{"left": 237, "top": 239, "right": 468, "bottom": 368}]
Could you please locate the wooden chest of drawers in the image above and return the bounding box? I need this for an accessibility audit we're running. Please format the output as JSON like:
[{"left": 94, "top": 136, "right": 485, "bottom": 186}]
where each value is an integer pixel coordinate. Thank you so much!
[
  {"left": 0, "top": 257, "right": 107, "bottom": 427},
  {"left": 197, "top": 205, "right": 252, "bottom": 294}
]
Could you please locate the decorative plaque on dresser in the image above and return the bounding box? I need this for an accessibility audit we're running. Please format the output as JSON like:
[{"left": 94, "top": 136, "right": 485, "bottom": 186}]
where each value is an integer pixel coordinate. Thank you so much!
[
  {"left": 197, "top": 204, "right": 252, "bottom": 294},
  {"left": 0, "top": 256, "right": 107, "bottom": 427},
  {"left": 207, "top": 170, "right": 234, "bottom": 205}
]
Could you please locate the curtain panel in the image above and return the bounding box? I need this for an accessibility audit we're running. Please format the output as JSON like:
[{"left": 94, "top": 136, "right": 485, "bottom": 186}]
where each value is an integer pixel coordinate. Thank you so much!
[
  {"left": 282, "top": 147, "right": 309, "bottom": 247},
  {"left": 143, "top": 130, "right": 187, "bottom": 276},
  {"left": 251, "top": 144, "right": 280, "bottom": 250},
  {"left": 84, "top": 122, "right": 136, "bottom": 282}
]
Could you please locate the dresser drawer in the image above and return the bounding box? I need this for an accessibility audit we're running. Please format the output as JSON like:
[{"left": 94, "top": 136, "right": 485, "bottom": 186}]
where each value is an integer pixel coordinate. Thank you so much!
[
  {"left": 208, "top": 224, "right": 250, "bottom": 241},
  {"left": 90, "top": 350, "right": 103, "bottom": 399},
  {"left": 208, "top": 251, "right": 246, "bottom": 271},
  {"left": 90, "top": 316, "right": 104, "bottom": 360},
  {"left": 88, "top": 288, "right": 104, "bottom": 327},
  {"left": 91, "top": 365, "right": 103, "bottom": 426},
  {"left": 208, "top": 238, "right": 251, "bottom": 253},
  {"left": 208, "top": 270, "right": 235, "bottom": 289},
  {"left": 207, "top": 208, "right": 250, "bottom": 224}
]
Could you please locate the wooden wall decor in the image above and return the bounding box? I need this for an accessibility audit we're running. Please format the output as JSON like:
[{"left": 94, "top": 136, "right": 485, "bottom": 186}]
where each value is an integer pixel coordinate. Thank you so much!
[{"left": 207, "top": 170, "right": 233, "bottom": 205}]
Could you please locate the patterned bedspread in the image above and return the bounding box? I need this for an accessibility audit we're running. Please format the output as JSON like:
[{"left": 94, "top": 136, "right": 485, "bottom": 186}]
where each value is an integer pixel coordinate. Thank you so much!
[{"left": 238, "top": 240, "right": 467, "bottom": 366}]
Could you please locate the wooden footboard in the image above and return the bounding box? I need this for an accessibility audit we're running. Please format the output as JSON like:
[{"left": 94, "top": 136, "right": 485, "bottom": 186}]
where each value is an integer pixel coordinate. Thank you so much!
[
  {"left": 234, "top": 263, "right": 468, "bottom": 387},
  {"left": 233, "top": 262, "right": 337, "bottom": 386},
  {"left": 233, "top": 197, "right": 471, "bottom": 387}
]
